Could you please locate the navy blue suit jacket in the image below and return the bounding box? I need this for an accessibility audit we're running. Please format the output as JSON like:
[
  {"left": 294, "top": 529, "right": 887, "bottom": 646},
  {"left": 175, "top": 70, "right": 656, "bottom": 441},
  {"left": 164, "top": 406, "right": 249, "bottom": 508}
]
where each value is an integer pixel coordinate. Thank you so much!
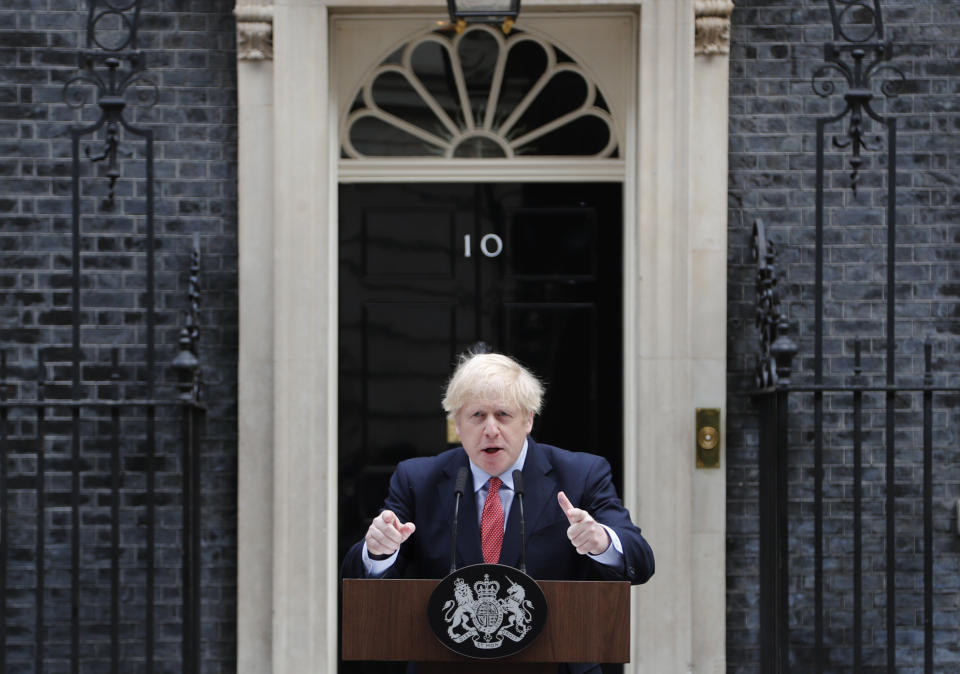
[{"left": 341, "top": 438, "right": 654, "bottom": 585}]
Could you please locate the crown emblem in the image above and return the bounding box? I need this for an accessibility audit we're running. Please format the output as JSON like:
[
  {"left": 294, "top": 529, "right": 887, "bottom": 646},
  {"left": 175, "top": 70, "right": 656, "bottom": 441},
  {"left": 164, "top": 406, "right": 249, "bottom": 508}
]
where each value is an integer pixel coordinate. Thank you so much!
[{"left": 474, "top": 574, "right": 500, "bottom": 599}]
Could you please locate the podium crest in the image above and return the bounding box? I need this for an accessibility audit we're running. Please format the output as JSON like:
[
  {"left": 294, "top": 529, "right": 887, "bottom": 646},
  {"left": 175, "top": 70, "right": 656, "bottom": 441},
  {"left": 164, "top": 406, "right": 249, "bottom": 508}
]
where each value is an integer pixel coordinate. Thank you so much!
[{"left": 428, "top": 563, "right": 547, "bottom": 659}]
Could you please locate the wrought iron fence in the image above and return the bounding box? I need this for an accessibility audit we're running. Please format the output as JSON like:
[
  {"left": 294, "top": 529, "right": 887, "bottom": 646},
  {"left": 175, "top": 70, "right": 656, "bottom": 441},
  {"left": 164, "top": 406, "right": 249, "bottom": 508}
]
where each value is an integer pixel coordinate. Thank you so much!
[
  {"left": 752, "top": 1, "right": 960, "bottom": 671},
  {"left": 754, "top": 218, "right": 960, "bottom": 672},
  {"left": 0, "top": 2, "right": 204, "bottom": 672}
]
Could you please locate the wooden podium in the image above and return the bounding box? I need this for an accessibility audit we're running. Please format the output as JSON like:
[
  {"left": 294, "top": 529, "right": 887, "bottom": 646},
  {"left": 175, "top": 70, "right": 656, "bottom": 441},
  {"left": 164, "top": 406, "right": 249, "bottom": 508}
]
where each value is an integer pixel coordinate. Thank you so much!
[{"left": 342, "top": 578, "right": 630, "bottom": 673}]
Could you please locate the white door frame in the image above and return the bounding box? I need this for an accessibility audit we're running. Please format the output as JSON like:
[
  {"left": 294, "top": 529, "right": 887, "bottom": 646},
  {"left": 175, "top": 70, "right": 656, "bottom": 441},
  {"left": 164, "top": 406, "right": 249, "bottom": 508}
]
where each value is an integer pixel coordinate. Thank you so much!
[{"left": 234, "top": 1, "right": 732, "bottom": 672}]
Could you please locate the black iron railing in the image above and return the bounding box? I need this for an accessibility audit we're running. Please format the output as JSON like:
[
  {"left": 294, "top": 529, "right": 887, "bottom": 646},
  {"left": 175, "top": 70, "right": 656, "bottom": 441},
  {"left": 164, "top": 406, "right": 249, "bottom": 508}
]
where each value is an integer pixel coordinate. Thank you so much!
[
  {"left": 0, "top": 2, "right": 204, "bottom": 672},
  {"left": 753, "top": 1, "right": 959, "bottom": 672},
  {"left": 754, "top": 218, "right": 958, "bottom": 671},
  {"left": 0, "top": 364, "right": 203, "bottom": 673},
  {"left": 754, "top": 221, "right": 957, "bottom": 671}
]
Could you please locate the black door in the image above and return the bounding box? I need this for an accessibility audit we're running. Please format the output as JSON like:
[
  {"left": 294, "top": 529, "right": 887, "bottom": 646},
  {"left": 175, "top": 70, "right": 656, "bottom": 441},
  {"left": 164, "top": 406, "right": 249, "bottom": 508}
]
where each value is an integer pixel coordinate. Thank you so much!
[{"left": 338, "top": 182, "right": 623, "bottom": 559}]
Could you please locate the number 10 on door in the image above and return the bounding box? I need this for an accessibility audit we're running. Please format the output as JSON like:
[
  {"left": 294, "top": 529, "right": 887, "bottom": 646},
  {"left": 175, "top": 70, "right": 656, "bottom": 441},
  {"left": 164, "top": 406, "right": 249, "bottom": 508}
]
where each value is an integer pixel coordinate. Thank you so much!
[{"left": 464, "top": 233, "right": 503, "bottom": 258}]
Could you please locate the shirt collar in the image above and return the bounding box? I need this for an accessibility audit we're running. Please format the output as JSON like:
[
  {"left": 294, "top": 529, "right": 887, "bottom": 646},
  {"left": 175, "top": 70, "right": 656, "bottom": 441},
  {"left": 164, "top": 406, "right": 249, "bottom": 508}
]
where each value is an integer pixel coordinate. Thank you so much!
[{"left": 469, "top": 438, "right": 528, "bottom": 493}]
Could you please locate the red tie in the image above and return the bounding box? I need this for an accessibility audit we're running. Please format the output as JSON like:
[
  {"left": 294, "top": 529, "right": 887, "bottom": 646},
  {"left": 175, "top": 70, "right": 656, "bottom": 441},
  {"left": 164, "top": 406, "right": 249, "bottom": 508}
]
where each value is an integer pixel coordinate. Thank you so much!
[{"left": 481, "top": 477, "right": 504, "bottom": 564}]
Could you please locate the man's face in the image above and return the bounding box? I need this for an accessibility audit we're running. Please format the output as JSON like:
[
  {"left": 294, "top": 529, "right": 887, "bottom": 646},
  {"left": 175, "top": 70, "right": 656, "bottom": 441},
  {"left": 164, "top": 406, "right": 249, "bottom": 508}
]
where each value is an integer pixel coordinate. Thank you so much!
[{"left": 455, "top": 398, "right": 534, "bottom": 477}]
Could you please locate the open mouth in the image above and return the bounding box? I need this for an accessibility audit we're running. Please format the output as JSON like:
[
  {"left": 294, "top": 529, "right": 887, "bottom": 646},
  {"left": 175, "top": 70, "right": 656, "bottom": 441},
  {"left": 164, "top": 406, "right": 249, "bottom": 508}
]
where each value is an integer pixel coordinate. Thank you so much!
[{"left": 482, "top": 447, "right": 502, "bottom": 454}]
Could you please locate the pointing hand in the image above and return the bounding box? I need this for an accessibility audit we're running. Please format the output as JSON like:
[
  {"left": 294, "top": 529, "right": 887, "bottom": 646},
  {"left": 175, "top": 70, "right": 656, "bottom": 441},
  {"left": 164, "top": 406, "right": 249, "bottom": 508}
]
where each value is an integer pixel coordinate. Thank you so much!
[
  {"left": 557, "top": 491, "right": 610, "bottom": 556},
  {"left": 365, "top": 509, "right": 416, "bottom": 556}
]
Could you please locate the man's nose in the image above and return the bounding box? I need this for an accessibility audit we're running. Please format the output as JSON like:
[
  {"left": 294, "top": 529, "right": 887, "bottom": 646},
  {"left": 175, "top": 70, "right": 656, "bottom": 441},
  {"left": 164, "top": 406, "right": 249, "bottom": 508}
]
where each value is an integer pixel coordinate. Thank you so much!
[{"left": 482, "top": 417, "right": 500, "bottom": 435}]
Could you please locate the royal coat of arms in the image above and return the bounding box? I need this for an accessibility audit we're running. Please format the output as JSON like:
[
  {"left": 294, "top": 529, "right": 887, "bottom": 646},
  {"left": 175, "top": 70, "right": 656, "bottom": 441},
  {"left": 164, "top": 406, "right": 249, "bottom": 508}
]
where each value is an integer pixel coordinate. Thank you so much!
[
  {"left": 443, "top": 574, "right": 533, "bottom": 648},
  {"left": 428, "top": 564, "right": 547, "bottom": 659}
]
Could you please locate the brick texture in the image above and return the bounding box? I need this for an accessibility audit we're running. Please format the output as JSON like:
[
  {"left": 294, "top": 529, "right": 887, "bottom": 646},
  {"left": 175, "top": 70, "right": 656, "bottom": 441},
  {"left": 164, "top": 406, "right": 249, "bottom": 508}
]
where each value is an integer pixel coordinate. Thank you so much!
[
  {"left": 0, "top": 1, "right": 237, "bottom": 672},
  {"left": 728, "top": 0, "right": 960, "bottom": 671}
]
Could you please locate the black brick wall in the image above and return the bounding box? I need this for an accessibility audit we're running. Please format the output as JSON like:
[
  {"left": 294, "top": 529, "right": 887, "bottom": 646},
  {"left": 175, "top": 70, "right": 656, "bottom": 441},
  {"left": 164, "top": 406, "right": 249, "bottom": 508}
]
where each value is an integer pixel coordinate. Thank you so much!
[
  {"left": 728, "top": 0, "right": 960, "bottom": 671},
  {"left": 1, "top": 1, "right": 237, "bottom": 672}
]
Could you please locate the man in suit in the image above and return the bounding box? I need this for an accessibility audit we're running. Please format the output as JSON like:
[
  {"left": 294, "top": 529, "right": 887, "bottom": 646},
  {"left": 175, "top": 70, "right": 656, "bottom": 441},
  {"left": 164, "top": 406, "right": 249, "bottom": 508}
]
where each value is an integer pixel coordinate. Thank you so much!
[{"left": 341, "top": 352, "right": 655, "bottom": 671}]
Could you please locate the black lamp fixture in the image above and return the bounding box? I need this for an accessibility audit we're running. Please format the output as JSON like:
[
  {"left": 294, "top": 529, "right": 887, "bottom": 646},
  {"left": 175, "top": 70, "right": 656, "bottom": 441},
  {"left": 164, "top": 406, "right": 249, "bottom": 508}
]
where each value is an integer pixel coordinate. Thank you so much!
[{"left": 447, "top": 0, "right": 521, "bottom": 34}]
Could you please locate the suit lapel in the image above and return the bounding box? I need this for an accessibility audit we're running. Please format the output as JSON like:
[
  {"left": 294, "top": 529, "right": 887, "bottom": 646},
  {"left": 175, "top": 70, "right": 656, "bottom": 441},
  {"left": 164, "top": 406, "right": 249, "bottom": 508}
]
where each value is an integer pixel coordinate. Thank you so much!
[
  {"left": 499, "top": 439, "right": 556, "bottom": 569},
  {"left": 439, "top": 452, "right": 483, "bottom": 569}
]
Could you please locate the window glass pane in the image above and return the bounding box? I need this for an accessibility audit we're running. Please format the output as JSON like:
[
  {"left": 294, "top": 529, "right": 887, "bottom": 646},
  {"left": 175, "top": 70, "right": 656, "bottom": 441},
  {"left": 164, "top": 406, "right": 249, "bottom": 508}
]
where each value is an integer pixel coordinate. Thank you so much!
[
  {"left": 411, "top": 41, "right": 465, "bottom": 130},
  {"left": 457, "top": 29, "right": 499, "bottom": 125},
  {"left": 507, "top": 69, "right": 587, "bottom": 141},
  {"left": 349, "top": 116, "right": 445, "bottom": 157},
  {"left": 371, "top": 71, "right": 451, "bottom": 142},
  {"left": 514, "top": 115, "right": 613, "bottom": 157},
  {"left": 494, "top": 39, "right": 548, "bottom": 130},
  {"left": 341, "top": 28, "right": 618, "bottom": 159},
  {"left": 452, "top": 136, "right": 507, "bottom": 158}
]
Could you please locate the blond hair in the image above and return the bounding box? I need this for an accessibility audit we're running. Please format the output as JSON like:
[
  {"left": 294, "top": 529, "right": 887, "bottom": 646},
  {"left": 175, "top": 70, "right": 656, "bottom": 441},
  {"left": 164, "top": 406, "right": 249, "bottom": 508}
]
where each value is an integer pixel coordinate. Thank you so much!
[{"left": 442, "top": 352, "right": 544, "bottom": 419}]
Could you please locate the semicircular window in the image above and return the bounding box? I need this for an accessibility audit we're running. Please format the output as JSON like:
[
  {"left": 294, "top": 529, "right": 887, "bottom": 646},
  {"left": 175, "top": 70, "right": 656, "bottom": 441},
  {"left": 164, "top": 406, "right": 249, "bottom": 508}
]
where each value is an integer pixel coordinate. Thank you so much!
[{"left": 341, "top": 25, "right": 619, "bottom": 159}]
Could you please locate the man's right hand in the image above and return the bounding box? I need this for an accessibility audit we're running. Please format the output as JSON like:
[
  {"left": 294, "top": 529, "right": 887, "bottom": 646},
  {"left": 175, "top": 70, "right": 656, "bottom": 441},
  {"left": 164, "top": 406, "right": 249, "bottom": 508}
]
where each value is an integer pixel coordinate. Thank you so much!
[{"left": 365, "top": 510, "right": 416, "bottom": 556}]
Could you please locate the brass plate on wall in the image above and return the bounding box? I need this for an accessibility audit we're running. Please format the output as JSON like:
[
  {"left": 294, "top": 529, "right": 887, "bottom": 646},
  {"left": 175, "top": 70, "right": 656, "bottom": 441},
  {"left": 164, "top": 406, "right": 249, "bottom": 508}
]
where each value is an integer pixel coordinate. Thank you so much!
[
  {"left": 447, "top": 418, "right": 460, "bottom": 444},
  {"left": 696, "top": 408, "right": 721, "bottom": 469}
]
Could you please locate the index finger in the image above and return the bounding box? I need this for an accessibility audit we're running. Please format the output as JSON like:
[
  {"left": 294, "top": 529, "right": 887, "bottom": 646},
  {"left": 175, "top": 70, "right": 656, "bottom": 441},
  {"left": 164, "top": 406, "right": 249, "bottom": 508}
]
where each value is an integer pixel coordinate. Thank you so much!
[
  {"left": 380, "top": 510, "right": 407, "bottom": 533},
  {"left": 557, "top": 491, "right": 583, "bottom": 522}
]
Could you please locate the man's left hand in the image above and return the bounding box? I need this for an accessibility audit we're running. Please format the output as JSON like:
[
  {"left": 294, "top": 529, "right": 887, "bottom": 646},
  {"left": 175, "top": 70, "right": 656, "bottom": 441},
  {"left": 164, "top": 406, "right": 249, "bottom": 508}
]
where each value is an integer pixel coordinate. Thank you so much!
[{"left": 557, "top": 490, "right": 611, "bottom": 555}]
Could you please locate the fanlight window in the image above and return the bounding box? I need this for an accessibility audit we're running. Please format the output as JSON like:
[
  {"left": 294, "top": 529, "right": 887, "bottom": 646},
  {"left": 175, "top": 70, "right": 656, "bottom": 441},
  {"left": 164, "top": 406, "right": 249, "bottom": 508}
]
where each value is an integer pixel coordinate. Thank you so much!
[{"left": 341, "top": 25, "right": 619, "bottom": 159}]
